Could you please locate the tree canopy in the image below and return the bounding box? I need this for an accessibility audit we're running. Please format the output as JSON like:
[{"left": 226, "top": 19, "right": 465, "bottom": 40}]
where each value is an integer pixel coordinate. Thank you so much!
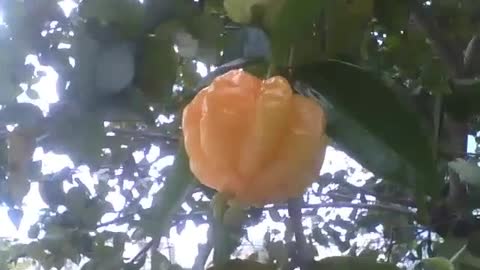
[{"left": 1, "top": 0, "right": 480, "bottom": 269}]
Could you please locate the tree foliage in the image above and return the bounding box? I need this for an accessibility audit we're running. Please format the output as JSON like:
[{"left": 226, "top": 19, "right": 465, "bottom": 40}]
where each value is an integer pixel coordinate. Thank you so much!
[{"left": 1, "top": 0, "right": 480, "bottom": 269}]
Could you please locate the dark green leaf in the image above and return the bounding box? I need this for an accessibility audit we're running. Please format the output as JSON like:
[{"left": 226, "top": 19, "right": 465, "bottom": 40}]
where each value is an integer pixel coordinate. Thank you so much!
[{"left": 293, "top": 60, "right": 440, "bottom": 199}]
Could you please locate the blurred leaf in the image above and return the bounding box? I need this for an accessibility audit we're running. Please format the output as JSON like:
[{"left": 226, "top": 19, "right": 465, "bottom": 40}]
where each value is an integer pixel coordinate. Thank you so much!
[
  {"left": 95, "top": 42, "right": 136, "bottom": 95},
  {"left": 39, "top": 179, "right": 66, "bottom": 207},
  {"left": 267, "top": 0, "right": 324, "bottom": 65},
  {"left": 448, "top": 158, "right": 480, "bottom": 187},
  {"left": 207, "top": 259, "right": 276, "bottom": 270},
  {"left": 268, "top": 209, "right": 283, "bottom": 222},
  {"left": 25, "top": 89, "right": 39, "bottom": 100},
  {"left": 213, "top": 207, "right": 244, "bottom": 266},
  {"left": 293, "top": 60, "right": 439, "bottom": 200},
  {"left": 421, "top": 257, "right": 455, "bottom": 270},
  {"left": 373, "top": 0, "right": 409, "bottom": 32},
  {"left": 151, "top": 250, "right": 171, "bottom": 270},
  {"left": 308, "top": 256, "right": 400, "bottom": 270},
  {"left": 79, "top": 0, "right": 144, "bottom": 39},
  {"left": 0, "top": 103, "right": 44, "bottom": 127},
  {"left": 7, "top": 128, "right": 36, "bottom": 205},
  {"left": 140, "top": 142, "right": 195, "bottom": 236},
  {"left": 223, "top": 206, "right": 247, "bottom": 230},
  {"left": 28, "top": 224, "right": 40, "bottom": 239},
  {"left": 139, "top": 30, "right": 178, "bottom": 103},
  {"left": 312, "top": 227, "right": 329, "bottom": 247},
  {"left": 265, "top": 241, "right": 288, "bottom": 267},
  {"left": 0, "top": 73, "right": 22, "bottom": 105},
  {"left": 65, "top": 187, "right": 89, "bottom": 215},
  {"left": 467, "top": 232, "right": 480, "bottom": 257},
  {"left": 325, "top": 0, "right": 373, "bottom": 60},
  {"left": 95, "top": 89, "right": 156, "bottom": 125},
  {"left": 189, "top": 57, "right": 266, "bottom": 100},
  {"left": 434, "top": 237, "right": 467, "bottom": 258},
  {"left": 180, "top": 60, "right": 202, "bottom": 90},
  {"left": 8, "top": 208, "right": 23, "bottom": 229},
  {"left": 222, "top": 27, "right": 271, "bottom": 63},
  {"left": 268, "top": 0, "right": 323, "bottom": 41},
  {"left": 46, "top": 112, "right": 105, "bottom": 167}
]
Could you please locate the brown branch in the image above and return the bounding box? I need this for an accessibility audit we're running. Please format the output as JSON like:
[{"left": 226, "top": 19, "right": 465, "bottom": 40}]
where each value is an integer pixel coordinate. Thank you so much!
[{"left": 409, "top": 0, "right": 464, "bottom": 78}]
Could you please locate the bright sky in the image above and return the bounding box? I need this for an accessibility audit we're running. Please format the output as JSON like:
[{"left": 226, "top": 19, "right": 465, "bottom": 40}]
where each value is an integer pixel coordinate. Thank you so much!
[{"left": 1, "top": 0, "right": 478, "bottom": 269}]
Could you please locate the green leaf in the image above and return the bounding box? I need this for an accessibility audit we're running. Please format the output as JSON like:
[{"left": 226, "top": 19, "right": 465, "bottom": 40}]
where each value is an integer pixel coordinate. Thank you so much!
[
  {"left": 139, "top": 142, "right": 195, "bottom": 236},
  {"left": 308, "top": 256, "right": 400, "bottom": 270},
  {"left": 293, "top": 60, "right": 439, "bottom": 201}
]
